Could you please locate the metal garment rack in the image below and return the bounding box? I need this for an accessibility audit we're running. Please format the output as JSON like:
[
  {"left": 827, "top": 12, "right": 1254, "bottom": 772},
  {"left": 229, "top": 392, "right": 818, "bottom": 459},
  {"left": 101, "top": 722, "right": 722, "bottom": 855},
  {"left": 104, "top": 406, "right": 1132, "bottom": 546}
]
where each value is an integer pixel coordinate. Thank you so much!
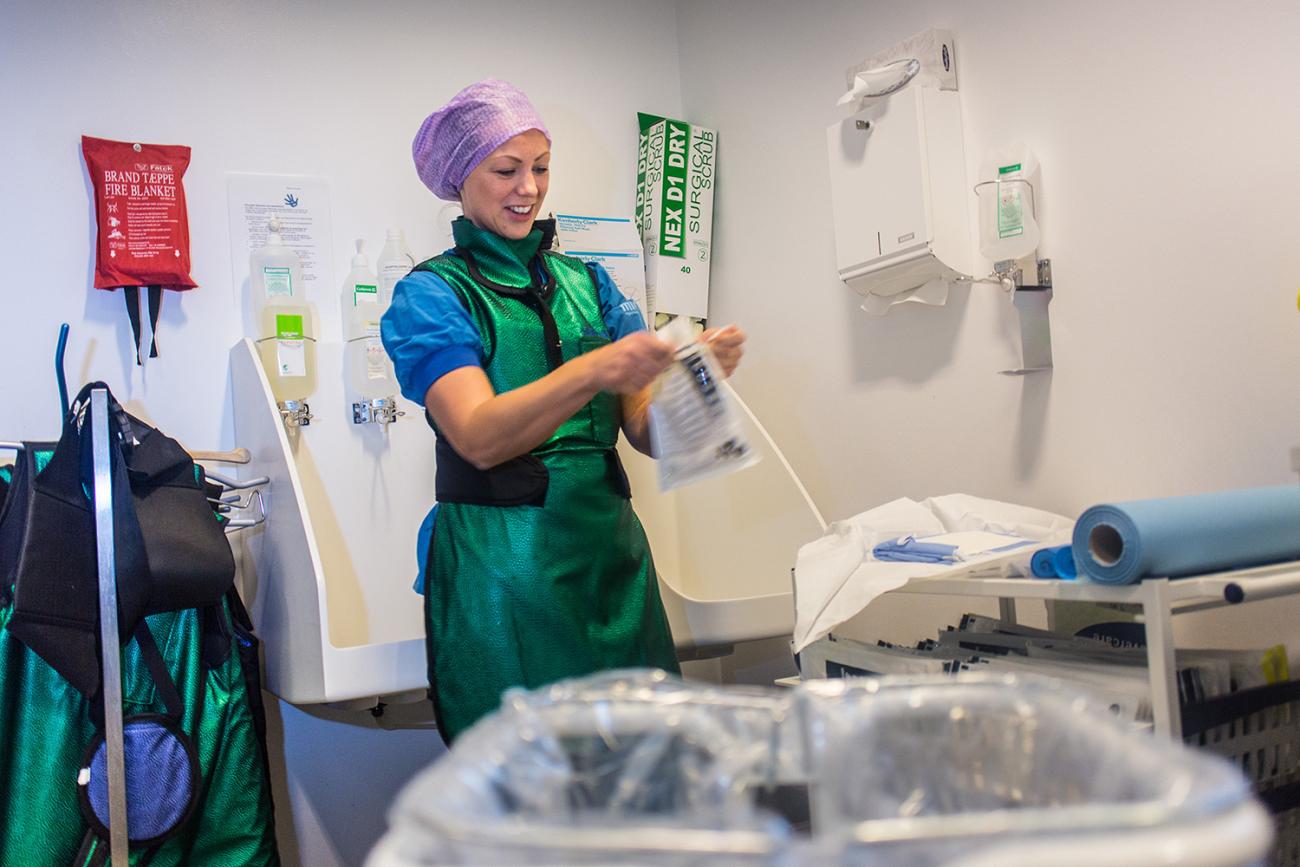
[
  {"left": 878, "top": 560, "right": 1300, "bottom": 739},
  {"left": 90, "top": 387, "right": 130, "bottom": 865},
  {"left": 2, "top": 400, "right": 139, "bottom": 860}
]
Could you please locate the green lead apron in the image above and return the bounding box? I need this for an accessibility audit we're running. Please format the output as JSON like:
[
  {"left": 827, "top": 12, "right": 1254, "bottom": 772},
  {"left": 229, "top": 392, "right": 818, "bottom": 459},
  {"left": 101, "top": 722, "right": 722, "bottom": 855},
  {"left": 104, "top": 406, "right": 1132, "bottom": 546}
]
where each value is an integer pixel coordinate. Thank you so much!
[
  {"left": 418, "top": 219, "right": 678, "bottom": 741},
  {"left": 0, "top": 441, "right": 278, "bottom": 865},
  {"left": 0, "top": 598, "right": 279, "bottom": 866}
]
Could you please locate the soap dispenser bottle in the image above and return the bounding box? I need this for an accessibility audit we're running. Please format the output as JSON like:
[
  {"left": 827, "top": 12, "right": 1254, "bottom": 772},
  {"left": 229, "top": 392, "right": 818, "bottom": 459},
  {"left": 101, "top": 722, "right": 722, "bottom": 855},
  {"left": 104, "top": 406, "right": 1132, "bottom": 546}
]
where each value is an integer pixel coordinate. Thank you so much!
[
  {"left": 342, "top": 239, "right": 401, "bottom": 426},
  {"left": 376, "top": 228, "right": 416, "bottom": 309},
  {"left": 250, "top": 215, "right": 305, "bottom": 329},
  {"left": 253, "top": 220, "right": 317, "bottom": 428}
]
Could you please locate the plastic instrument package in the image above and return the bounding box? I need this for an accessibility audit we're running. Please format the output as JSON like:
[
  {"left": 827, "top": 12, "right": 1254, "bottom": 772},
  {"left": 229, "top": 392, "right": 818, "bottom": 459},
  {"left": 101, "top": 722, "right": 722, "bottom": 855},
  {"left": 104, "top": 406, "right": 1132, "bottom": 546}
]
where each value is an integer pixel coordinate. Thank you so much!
[{"left": 648, "top": 318, "right": 758, "bottom": 492}]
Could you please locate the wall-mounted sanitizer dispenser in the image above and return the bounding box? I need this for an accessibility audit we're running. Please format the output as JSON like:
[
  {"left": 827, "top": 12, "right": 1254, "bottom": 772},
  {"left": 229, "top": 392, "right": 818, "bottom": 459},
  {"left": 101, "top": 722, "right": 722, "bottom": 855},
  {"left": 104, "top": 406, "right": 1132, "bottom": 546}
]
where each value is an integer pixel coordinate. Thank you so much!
[{"left": 827, "top": 29, "right": 974, "bottom": 314}]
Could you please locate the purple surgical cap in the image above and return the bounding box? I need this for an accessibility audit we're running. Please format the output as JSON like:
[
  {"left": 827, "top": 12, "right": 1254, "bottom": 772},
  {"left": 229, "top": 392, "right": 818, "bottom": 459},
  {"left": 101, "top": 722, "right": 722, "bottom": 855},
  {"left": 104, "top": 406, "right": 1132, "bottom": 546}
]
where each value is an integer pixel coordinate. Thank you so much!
[{"left": 411, "top": 78, "right": 551, "bottom": 201}]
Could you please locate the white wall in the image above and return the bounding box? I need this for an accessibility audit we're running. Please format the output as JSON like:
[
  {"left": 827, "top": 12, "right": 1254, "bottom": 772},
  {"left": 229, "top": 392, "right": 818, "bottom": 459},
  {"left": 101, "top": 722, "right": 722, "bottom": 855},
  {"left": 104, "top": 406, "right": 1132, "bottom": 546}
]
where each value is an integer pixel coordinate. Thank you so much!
[
  {"left": 674, "top": 0, "right": 1300, "bottom": 647},
  {"left": 1, "top": 2, "right": 684, "bottom": 864}
]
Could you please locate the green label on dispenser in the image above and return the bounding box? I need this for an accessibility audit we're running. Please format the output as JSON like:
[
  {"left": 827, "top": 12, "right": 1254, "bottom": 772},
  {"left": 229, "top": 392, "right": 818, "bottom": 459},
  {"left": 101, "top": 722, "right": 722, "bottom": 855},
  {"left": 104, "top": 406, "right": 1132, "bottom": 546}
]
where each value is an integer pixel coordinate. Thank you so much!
[
  {"left": 275, "top": 313, "right": 307, "bottom": 378},
  {"left": 263, "top": 267, "right": 292, "bottom": 297},
  {"left": 275, "top": 314, "right": 303, "bottom": 340},
  {"left": 353, "top": 284, "right": 378, "bottom": 305},
  {"left": 997, "top": 182, "right": 1024, "bottom": 239},
  {"left": 998, "top": 163, "right": 1022, "bottom": 175}
]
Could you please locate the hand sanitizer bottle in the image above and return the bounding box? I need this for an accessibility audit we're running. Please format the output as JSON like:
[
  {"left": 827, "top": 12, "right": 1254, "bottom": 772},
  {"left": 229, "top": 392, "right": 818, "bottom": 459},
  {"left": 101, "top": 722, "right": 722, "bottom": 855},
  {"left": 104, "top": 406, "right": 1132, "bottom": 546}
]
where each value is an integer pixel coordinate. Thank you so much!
[
  {"left": 376, "top": 228, "right": 416, "bottom": 309},
  {"left": 341, "top": 239, "right": 397, "bottom": 403}
]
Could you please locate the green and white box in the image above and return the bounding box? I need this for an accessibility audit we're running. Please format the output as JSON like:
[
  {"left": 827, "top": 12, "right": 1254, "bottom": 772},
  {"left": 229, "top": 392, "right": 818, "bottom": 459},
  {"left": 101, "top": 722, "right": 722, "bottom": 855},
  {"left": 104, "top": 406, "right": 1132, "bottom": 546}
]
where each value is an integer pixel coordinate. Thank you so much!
[{"left": 637, "top": 112, "right": 716, "bottom": 321}]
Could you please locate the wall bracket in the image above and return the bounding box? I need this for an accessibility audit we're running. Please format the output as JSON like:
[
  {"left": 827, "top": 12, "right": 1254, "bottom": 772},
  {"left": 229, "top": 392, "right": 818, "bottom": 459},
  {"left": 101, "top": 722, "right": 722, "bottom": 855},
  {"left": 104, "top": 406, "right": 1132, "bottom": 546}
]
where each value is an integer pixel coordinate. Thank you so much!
[{"left": 998, "top": 258, "right": 1053, "bottom": 375}]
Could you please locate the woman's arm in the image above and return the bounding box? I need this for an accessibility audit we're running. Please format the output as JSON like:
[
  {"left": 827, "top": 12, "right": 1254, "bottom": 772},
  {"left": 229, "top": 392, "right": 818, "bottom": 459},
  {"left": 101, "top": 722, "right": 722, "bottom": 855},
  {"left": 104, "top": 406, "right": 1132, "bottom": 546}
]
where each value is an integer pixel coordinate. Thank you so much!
[
  {"left": 426, "top": 331, "right": 674, "bottom": 469},
  {"left": 619, "top": 386, "right": 655, "bottom": 456}
]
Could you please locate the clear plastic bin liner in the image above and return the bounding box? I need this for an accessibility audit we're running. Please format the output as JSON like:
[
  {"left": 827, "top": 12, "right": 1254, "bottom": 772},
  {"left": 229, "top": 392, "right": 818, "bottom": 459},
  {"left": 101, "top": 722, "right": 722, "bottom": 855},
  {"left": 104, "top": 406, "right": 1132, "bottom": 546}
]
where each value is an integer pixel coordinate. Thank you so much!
[
  {"left": 373, "top": 670, "right": 1268, "bottom": 867},
  {"left": 801, "top": 678, "right": 1254, "bottom": 866},
  {"left": 383, "top": 671, "right": 797, "bottom": 865}
]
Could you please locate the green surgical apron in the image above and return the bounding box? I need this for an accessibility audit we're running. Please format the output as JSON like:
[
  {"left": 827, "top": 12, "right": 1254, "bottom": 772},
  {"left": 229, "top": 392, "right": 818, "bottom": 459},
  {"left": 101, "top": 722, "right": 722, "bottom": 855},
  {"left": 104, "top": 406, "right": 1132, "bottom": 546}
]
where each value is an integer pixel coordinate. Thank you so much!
[{"left": 418, "top": 219, "right": 679, "bottom": 741}]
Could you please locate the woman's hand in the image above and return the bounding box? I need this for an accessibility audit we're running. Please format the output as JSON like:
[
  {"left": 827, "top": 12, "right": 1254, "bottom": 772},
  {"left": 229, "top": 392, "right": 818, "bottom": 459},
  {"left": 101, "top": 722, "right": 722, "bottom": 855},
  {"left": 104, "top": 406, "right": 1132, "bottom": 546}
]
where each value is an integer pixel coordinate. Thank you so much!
[
  {"left": 702, "top": 325, "right": 746, "bottom": 378},
  {"left": 587, "top": 332, "right": 675, "bottom": 394}
]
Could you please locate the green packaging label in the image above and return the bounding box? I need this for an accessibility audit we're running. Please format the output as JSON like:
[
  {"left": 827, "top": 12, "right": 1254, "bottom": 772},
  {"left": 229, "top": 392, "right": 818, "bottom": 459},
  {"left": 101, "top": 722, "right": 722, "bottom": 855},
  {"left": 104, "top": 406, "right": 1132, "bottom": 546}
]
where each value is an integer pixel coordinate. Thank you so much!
[
  {"left": 353, "top": 284, "right": 378, "bottom": 305},
  {"left": 637, "top": 112, "right": 716, "bottom": 320},
  {"left": 638, "top": 112, "right": 665, "bottom": 134},
  {"left": 998, "top": 163, "right": 1023, "bottom": 175},
  {"left": 635, "top": 113, "right": 663, "bottom": 244},
  {"left": 659, "top": 119, "right": 690, "bottom": 259},
  {"left": 275, "top": 313, "right": 304, "bottom": 340},
  {"left": 263, "top": 266, "right": 292, "bottom": 297}
]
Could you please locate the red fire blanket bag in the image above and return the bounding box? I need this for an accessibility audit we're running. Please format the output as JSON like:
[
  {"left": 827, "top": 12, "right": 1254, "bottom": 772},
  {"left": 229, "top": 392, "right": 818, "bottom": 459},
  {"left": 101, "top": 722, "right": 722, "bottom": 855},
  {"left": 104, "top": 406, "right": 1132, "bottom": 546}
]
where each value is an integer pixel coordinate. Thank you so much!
[{"left": 82, "top": 135, "right": 198, "bottom": 364}]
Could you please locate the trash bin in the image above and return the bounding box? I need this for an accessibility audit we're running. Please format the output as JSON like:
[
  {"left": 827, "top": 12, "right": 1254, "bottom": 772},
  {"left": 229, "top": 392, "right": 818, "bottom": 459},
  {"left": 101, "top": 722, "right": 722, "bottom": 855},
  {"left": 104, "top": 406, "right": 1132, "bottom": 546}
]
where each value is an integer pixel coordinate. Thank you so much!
[
  {"left": 802, "top": 677, "right": 1272, "bottom": 867},
  {"left": 368, "top": 670, "right": 1272, "bottom": 867}
]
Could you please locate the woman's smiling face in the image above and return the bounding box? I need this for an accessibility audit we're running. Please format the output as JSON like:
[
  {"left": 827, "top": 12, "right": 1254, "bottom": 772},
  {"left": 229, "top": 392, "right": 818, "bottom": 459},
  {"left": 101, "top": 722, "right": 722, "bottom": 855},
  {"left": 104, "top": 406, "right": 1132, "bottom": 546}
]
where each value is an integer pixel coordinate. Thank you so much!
[{"left": 459, "top": 129, "right": 551, "bottom": 240}]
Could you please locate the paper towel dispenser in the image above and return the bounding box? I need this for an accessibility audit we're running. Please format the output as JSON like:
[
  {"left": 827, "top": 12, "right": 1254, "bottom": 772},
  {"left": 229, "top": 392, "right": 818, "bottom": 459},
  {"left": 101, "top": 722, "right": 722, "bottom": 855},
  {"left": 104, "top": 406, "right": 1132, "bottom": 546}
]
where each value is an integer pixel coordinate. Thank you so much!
[{"left": 826, "top": 30, "right": 974, "bottom": 314}]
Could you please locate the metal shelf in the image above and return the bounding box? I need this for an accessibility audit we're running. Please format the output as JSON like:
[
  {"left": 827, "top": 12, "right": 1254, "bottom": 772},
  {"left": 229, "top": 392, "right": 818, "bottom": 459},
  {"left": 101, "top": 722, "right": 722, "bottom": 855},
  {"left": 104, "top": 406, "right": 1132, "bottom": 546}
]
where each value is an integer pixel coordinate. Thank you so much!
[
  {"left": 875, "top": 560, "right": 1300, "bottom": 739},
  {"left": 894, "top": 561, "right": 1300, "bottom": 611}
]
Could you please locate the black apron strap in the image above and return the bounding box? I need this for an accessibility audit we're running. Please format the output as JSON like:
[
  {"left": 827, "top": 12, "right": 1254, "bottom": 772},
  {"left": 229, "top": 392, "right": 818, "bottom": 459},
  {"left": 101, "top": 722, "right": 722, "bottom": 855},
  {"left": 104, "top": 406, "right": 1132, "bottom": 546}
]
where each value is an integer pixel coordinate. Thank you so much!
[
  {"left": 433, "top": 436, "right": 549, "bottom": 506},
  {"left": 199, "top": 601, "right": 232, "bottom": 671},
  {"left": 132, "top": 621, "right": 184, "bottom": 721},
  {"left": 122, "top": 286, "right": 144, "bottom": 366},
  {"left": 146, "top": 285, "right": 162, "bottom": 360}
]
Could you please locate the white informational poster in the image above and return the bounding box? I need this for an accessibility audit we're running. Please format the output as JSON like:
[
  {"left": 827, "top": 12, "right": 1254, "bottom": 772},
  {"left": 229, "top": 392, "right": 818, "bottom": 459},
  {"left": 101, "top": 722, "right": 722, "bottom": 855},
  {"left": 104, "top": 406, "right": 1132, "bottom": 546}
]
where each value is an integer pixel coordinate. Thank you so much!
[
  {"left": 226, "top": 173, "right": 334, "bottom": 300},
  {"left": 553, "top": 214, "right": 649, "bottom": 323}
]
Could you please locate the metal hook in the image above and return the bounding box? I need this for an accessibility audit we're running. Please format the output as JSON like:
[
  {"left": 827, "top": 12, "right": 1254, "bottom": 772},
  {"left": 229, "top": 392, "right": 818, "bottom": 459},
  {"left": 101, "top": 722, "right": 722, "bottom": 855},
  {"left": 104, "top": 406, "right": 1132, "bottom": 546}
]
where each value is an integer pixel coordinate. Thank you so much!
[
  {"left": 224, "top": 488, "right": 267, "bottom": 531},
  {"left": 205, "top": 469, "right": 270, "bottom": 490}
]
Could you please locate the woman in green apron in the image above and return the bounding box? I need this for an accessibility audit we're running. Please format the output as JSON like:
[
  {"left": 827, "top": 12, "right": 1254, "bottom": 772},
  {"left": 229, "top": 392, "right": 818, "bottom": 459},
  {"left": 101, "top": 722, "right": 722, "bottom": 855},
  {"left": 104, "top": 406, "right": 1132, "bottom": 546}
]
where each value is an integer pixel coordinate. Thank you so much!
[{"left": 382, "top": 79, "right": 744, "bottom": 742}]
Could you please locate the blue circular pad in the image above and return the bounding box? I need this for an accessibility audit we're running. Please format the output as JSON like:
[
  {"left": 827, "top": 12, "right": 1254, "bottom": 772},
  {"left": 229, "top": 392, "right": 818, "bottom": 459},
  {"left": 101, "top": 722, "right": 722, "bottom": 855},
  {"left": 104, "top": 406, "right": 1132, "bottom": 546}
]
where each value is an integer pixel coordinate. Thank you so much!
[{"left": 79, "top": 715, "right": 198, "bottom": 845}]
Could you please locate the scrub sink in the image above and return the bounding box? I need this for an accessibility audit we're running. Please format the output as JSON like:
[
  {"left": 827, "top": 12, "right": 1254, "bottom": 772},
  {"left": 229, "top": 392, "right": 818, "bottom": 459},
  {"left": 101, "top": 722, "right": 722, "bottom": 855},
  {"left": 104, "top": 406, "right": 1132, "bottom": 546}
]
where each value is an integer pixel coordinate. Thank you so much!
[{"left": 621, "top": 413, "right": 823, "bottom": 652}]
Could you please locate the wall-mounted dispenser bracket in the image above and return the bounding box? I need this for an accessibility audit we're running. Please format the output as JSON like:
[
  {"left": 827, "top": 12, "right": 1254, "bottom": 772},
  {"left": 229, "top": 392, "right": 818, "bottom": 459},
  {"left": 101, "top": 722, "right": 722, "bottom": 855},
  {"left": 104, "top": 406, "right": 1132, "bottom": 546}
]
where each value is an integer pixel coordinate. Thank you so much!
[
  {"left": 997, "top": 258, "right": 1053, "bottom": 376},
  {"left": 279, "top": 399, "right": 313, "bottom": 427},
  {"left": 352, "top": 396, "right": 405, "bottom": 429}
]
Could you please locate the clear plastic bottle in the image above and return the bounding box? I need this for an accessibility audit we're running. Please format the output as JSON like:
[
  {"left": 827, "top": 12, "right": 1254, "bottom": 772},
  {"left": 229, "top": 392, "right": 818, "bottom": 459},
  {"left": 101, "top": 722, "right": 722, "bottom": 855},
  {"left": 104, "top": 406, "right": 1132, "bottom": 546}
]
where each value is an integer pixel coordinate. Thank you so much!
[
  {"left": 249, "top": 216, "right": 304, "bottom": 328},
  {"left": 340, "top": 239, "right": 379, "bottom": 340},
  {"left": 976, "top": 144, "right": 1041, "bottom": 263},
  {"left": 376, "top": 228, "right": 416, "bottom": 309},
  {"left": 251, "top": 219, "right": 317, "bottom": 406},
  {"left": 341, "top": 239, "right": 396, "bottom": 399}
]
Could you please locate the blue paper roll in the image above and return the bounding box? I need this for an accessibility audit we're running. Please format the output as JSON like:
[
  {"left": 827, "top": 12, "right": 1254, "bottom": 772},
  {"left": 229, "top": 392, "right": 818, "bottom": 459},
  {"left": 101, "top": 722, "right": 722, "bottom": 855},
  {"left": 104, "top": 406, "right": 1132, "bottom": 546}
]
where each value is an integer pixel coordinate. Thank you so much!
[
  {"left": 1030, "top": 545, "right": 1077, "bottom": 580},
  {"left": 1072, "top": 486, "right": 1300, "bottom": 585},
  {"left": 1031, "top": 546, "right": 1062, "bottom": 578},
  {"left": 1053, "top": 545, "right": 1078, "bottom": 579}
]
